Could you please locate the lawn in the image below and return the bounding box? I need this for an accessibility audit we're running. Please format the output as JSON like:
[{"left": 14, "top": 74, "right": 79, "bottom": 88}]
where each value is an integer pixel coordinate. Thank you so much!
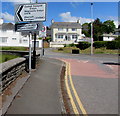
[
  {"left": 0, "top": 53, "right": 19, "bottom": 63},
  {"left": 0, "top": 46, "right": 28, "bottom": 51},
  {"left": 53, "top": 47, "right": 118, "bottom": 54}
]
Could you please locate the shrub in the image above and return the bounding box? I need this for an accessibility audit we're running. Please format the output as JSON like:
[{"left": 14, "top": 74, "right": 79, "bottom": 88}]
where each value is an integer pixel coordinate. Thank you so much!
[
  {"left": 64, "top": 43, "right": 76, "bottom": 47},
  {"left": 76, "top": 42, "right": 91, "bottom": 50},
  {"left": 106, "top": 41, "right": 120, "bottom": 49},
  {"left": 93, "top": 41, "right": 107, "bottom": 48},
  {"left": 58, "top": 48, "right": 63, "bottom": 51}
]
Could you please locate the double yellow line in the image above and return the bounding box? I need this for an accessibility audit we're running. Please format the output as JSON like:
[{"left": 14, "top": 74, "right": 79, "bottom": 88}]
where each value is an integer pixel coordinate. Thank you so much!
[{"left": 64, "top": 60, "right": 88, "bottom": 116}]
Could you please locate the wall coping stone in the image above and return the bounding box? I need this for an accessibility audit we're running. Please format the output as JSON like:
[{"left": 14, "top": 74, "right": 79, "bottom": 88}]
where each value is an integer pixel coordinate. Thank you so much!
[{"left": 0, "top": 58, "right": 26, "bottom": 74}]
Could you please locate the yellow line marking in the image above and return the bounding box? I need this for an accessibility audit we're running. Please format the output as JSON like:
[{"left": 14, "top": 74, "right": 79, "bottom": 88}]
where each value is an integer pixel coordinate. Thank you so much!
[
  {"left": 68, "top": 62, "right": 88, "bottom": 116},
  {"left": 64, "top": 61, "right": 79, "bottom": 115}
]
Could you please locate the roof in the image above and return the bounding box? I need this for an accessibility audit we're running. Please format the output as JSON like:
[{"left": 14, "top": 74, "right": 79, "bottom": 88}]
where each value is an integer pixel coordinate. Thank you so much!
[
  {"left": 0, "top": 23, "right": 14, "bottom": 31},
  {"left": 103, "top": 33, "right": 118, "bottom": 37},
  {"left": 51, "top": 22, "right": 81, "bottom": 29}
]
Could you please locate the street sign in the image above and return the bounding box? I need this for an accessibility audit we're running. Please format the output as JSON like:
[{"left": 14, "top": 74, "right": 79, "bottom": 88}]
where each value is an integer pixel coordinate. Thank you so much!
[
  {"left": 15, "top": 3, "right": 46, "bottom": 22},
  {"left": 15, "top": 22, "right": 43, "bottom": 32},
  {"left": 15, "top": 23, "right": 37, "bottom": 32}
]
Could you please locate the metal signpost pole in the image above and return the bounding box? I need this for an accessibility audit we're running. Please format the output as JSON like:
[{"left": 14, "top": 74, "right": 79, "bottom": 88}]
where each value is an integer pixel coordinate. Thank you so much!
[
  {"left": 33, "top": 33, "right": 36, "bottom": 69},
  {"left": 29, "top": 32, "right": 32, "bottom": 74},
  {"left": 91, "top": 3, "right": 93, "bottom": 55}
]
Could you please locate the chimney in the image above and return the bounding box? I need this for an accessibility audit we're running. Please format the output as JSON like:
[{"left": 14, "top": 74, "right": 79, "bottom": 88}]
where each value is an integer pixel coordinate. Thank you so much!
[
  {"left": 51, "top": 19, "right": 54, "bottom": 24},
  {"left": 77, "top": 19, "right": 80, "bottom": 24}
]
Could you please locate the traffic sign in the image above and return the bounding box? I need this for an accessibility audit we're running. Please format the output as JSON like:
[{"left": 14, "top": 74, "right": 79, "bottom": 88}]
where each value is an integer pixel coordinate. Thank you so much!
[
  {"left": 15, "top": 22, "right": 43, "bottom": 32},
  {"left": 15, "top": 3, "right": 46, "bottom": 22},
  {"left": 41, "top": 26, "right": 46, "bottom": 32}
]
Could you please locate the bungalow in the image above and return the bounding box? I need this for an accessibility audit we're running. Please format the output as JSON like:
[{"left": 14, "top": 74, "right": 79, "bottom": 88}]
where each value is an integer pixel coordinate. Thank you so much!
[{"left": 103, "top": 33, "right": 118, "bottom": 41}]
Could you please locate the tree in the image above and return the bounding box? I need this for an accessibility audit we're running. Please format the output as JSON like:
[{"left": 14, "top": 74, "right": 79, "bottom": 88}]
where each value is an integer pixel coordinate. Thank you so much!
[
  {"left": 92, "top": 18, "right": 103, "bottom": 41},
  {"left": 102, "top": 20, "right": 115, "bottom": 34},
  {"left": 82, "top": 23, "right": 90, "bottom": 37}
]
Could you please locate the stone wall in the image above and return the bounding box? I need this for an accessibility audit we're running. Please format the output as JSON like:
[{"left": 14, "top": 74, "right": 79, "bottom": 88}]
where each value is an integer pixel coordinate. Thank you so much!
[{"left": 0, "top": 58, "right": 26, "bottom": 92}]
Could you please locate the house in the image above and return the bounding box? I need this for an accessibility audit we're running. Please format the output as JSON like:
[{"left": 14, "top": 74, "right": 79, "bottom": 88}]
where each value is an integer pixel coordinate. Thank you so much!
[
  {"left": 0, "top": 19, "right": 42, "bottom": 48},
  {"left": 102, "top": 33, "right": 118, "bottom": 41},
  {"left": 50, "top": 19, "right": 82, "bottom": 47}
]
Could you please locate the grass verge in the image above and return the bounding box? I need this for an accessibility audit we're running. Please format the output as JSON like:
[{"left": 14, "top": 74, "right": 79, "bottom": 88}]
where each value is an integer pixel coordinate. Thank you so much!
[
  {"left": 53, "top": 47, "right": 118, "bottom": 54},
  {"left": 0, "top": 53, "right": 19, "bottom": 63},
  {"left": 0, "top": 46, "right": 28, "bottom": 51}
]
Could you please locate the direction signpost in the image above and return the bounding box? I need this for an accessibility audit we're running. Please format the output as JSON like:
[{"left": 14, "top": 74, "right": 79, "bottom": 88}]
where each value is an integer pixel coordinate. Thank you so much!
[
  {"left": 15, "top": 2, "right": 47, "bottom": 72},
  {"left": 15, "top": 22, "right": 43, "bottom": 32},
  {"left": 15, "top": 3, "right": 46, "bottom": 22}
]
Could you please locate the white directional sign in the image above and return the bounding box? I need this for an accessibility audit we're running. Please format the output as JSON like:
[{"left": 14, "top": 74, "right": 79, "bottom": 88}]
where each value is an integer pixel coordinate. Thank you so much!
[
  {"left": 15, "top": 3, "right": 46, "bottom": 22},
  {"left": 15, "top": 22, "right": 43, "bottom": 32},
  {"left": 15, "top": 23, "right": 37, "bottom": 32}
]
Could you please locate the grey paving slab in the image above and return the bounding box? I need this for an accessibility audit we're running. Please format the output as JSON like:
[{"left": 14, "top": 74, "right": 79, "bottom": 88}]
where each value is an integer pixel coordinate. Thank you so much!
[{"left": 6, "top": 58, "right": 63, "bottom": 114}]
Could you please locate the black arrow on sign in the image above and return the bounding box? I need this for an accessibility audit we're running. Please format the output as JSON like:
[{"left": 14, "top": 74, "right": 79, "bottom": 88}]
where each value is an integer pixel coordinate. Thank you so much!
[{"left": 17, "top": 5, "right": 23, "bottom": 21}]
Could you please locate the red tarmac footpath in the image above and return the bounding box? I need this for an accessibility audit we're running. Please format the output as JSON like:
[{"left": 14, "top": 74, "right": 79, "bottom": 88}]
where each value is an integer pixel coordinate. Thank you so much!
[{"left": 59, "top": 58, "right": 118, "bottom": 78}]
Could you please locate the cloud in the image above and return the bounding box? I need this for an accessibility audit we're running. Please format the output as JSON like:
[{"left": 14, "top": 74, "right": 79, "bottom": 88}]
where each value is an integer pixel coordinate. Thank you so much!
[
  {"left": 60, "top": 12, "right": 118, "bottom": 28},
  {"left": 2, "top": 0, "right": 33, "bottom": 3},
  {"left": 59, "top": 12, "right": 94, "bottom": 24},
  {"left": 2, "top": 12, "right": 14, "bottom": 22}
]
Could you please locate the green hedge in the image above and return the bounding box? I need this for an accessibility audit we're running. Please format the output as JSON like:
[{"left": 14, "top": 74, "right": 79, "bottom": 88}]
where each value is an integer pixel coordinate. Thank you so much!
[
  {"left": 106, "top": 41, "right": 120, "bottom": 49},
  {"left": 93, "top": 41, "right": 120, "bottom": 49},
  {"left": 76, "top": 42, "right": 91, "bottom": 50},
  {"left": 93, "top": 41, "right": 107, "bottom": 48}
]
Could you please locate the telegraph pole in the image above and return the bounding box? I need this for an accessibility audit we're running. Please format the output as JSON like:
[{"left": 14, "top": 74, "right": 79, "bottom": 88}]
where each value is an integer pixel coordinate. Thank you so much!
[{"left": 90, "top": 2, "right": 94, "bottom": 55}]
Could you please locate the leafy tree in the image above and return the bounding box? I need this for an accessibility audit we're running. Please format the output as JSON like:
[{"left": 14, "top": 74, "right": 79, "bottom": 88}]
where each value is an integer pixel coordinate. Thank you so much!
[
  {"left": 82, "top": 19, "right": 116, "bottom": 41},
  {"left": 82, "top": 23, "right": 90, "bottom": 37},
  {"left": 102, "top": 20, "right": 115, "bottom": 34}
]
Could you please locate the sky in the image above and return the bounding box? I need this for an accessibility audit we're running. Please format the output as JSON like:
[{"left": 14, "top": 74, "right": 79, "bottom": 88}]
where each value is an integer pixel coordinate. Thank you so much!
[{"left": 0, "top": 0, "right": 119, "bottom": 27}]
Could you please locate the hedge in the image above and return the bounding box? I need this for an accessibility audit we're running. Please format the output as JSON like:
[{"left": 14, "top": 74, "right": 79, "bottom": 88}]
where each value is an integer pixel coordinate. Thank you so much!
[
  {"left": 93, "top": 41, "right": 120, "bottom": 49},
  {"left": 93, "top": 41, "right": 107, "bottom": 48},
  {"left": 76, "top": 42, "right": 91, "bottom": 50}
]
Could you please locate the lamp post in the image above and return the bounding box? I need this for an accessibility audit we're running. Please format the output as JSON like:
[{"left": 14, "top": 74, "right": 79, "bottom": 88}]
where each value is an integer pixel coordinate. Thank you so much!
[{"left": 90, "top": 2, "right": 93, "bottom": 55}]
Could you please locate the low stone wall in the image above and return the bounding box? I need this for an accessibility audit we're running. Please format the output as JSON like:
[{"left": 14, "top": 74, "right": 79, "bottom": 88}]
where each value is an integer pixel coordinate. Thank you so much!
[{"left": 0, "top": 58, "right": 26, "bottom": 92}]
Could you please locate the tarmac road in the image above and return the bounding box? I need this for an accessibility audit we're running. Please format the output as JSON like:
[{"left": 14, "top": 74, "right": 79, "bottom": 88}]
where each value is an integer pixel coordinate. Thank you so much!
[{"left": 45, "top": 48, "right": 119, "bottom": 115}]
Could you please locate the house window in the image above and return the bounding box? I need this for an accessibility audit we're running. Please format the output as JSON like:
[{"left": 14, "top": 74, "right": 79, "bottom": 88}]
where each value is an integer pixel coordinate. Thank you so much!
[
  {"left": 58, "top": 28, "right": 63, "bottom": 31},
  {"left": 58, "top": 35, "right": 63, "bottom": 39},
  {"left": 72, "top": 28, "right": 77, "bottom": 31},
  {"left": 72, "top": 35, "right": 77, "bottom": 39},
  {"left": 66, "top": 28, "right": 69, "bottom": 32},
  {"left": 0, "top": 37, "right": 8, "bottom": 43},
  {"left": 12, "top": 38, "right": 16, "bottom": 40},
  {"left": 23, "top": 39, "right": 28, "bottom": 43}
]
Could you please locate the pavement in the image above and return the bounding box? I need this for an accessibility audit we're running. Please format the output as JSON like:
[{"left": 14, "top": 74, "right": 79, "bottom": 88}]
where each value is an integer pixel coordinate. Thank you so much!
[{"left": 6, "top": 57, "right": 64, "bottom": 114}]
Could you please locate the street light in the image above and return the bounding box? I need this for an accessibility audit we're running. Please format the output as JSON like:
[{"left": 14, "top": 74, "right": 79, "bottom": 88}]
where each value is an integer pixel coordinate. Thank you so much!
[{"left": 90, "top": 2, "right": 93, "bottom": 55}]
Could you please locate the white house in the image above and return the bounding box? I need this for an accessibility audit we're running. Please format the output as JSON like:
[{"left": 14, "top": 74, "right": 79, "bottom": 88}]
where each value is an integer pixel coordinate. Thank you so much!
[
  {"left": 103, "top": 33, "right": 118, "bottom": 41},
  {"left": 0, "top": 19, "right": 42, "bottom": 48},
  {"left": 50, "top": 19, "right": 82, "bottom": 47}
]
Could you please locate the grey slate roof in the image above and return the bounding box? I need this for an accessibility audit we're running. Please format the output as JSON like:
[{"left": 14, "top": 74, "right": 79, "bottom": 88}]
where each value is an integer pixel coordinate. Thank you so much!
[
  {"left": 51, "top": 22, "right": 81, "bottom": 28},
  {"left": 0, "top": 23, "right": 14, "bottom": 31}
]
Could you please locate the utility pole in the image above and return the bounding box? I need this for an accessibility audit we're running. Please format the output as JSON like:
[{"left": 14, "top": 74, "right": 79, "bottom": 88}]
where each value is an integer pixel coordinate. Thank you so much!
[{"left": 90, "top": 2, "right": 94, "bottom": 55}]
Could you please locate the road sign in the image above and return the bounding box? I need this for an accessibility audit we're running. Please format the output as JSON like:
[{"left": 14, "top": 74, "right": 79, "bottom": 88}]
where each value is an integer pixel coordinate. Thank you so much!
[
  {"left": 15, "top": 22, "right": 43, "bottom": 32},
  {"left": 41, "top": 26, "right": 46, "bottom": 32},
  {"left": 15, "top": 23, "right": 37, "bottom": 32},
  {"left": 15, "top": 3, "right": 46, "bottom": 22}
]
